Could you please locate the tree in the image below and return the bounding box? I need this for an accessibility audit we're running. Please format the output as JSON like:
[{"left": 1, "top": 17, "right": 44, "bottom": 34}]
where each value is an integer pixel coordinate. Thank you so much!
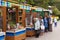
[{"left": 52, "top": 6, "right": 60, "bottom": 15}]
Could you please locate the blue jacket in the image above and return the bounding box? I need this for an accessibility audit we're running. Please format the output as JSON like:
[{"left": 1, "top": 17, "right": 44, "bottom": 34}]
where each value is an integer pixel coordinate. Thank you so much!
[{"left": 43, "top": 18, "right": 48, "bottom": 28}]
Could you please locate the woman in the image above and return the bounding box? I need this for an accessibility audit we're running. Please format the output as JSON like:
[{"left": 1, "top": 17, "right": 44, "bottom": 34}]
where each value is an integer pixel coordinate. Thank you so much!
[{"left": 43, "top": 16, "right": 48, "bottom": 32}]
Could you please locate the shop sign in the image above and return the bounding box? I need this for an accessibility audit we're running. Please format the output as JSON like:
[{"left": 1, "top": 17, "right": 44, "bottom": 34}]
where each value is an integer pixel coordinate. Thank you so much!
[
  {"left": 24, "top": 5, "right": 26, "bottom": 9},
  {"left": 1, "top": 1, "right": 5, "bottom": 6},
  {"left": 36, "top": 8, "right": 42, "bottom": 11},
  {"left": 7, "top": 2, "right": 11, "bottom": 7},
  {"left": 26, "top": 6, "right": 31, "bottom": 10}
]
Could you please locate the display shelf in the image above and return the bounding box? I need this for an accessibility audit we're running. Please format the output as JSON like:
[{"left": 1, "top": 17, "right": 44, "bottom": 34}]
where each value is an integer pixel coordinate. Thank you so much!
[{"left": 6, "top": 5, "right": 26, "bottom": 40}]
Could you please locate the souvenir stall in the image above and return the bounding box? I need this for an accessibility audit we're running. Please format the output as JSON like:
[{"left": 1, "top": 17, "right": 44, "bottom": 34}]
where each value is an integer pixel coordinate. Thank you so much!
[
  {"left": 0, "top": 0, "right": 6, "bottom": 40},
  {"left": 26, "top": 7, "right": 38, "bottom": 37},
  {"left": 5, "top": 2, "right": 26, "bottom": 40}
]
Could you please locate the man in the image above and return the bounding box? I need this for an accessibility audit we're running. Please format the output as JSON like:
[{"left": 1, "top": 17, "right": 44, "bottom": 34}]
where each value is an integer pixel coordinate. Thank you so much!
[
  {"left": 34, "top": 18, "right": 40, "bottom": 38},
  {"left": 48, "top": 15, "right": 53, "bottom": 32}
]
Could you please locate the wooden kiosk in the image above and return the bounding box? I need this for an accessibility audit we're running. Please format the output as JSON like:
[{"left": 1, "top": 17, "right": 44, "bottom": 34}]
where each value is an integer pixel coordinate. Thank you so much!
[
  {"left": 26, "top": 7, "right": 38, "bottom": 37},
  {"left": 5, "top": 1, "right": 26, "bottom": 40}
]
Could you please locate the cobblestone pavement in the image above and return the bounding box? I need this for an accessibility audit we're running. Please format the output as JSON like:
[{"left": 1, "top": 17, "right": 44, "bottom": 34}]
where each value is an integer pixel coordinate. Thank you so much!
[{"left": 26, "top": 21, "right": 60, "bottom": 40}]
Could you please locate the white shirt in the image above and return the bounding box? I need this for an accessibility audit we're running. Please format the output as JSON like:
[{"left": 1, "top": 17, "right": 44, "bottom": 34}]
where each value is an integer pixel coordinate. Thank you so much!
[
  {"left": 34, "top": 19, "right": 40, "bottom": 30},
  {"left": 54, "top": 18, "right": 57, "bottom": 22}
]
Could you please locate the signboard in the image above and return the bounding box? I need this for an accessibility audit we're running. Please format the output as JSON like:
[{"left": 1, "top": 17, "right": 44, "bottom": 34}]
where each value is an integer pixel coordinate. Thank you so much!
[
  {"left": 1, "top": 1, "right": 5, "bottom": 6},
  {"left": 7, "top": 2, "right": 11, "bottom": 7},
  {"left": 36, "top": 8, "right": 42, "bottom": 11},
  {"left": 26, "top": 6, "right": 31, "bottom": 10},
  {"left": 24, "top": 5, "right": 26, "bottom": 9}
]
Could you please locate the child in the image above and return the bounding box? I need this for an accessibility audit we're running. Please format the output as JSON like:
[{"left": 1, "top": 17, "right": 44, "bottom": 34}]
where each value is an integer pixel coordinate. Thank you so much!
[{"left": 54, "top": 17, "right": 57, "bottom": 27}]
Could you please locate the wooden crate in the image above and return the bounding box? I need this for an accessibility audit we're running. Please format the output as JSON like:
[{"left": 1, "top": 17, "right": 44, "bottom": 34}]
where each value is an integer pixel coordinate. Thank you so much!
[{"left": 26, "top": 30, "right": 35, "bottom": 37}]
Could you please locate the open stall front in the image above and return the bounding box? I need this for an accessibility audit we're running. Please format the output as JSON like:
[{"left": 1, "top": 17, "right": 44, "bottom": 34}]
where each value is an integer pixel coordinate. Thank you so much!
[
  {"left": 26, "top": 7, "right": 38, "bottom": 37},
  {"left": 5, "top": 2, "right": 26, "bottom": 40}
]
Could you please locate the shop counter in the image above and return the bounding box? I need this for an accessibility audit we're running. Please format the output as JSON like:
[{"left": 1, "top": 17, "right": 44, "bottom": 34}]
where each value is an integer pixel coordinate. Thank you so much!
[
  {"left": 6, "top": 28, "right": 26, "bottom": 40},
  {"left": 26, "top": 27, "right": 35, "bottom": 37},
  {"left": 0, "top": 32, "right": 5, "bottom": 40}
]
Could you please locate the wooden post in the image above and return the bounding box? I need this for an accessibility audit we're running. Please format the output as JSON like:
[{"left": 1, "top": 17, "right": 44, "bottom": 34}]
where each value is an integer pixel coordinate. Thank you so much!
[{"left": 2, "top": 6, "right": 6, "bottom": 32}]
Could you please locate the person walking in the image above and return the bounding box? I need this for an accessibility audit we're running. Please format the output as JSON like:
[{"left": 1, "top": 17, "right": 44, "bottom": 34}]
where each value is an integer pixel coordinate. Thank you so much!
[
  {"left": 34, "top": 18, "right": 40, "bottom": 38},
  {"left": 54, "top": 17, "right": 57, "bottom": 27}
]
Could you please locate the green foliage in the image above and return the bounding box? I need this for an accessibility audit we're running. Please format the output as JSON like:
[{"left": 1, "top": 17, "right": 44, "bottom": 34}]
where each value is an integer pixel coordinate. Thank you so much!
[
  {"left": 52, "top": 6, "right": 60, "bottom": 15},
  {"left": 27, "top": 0, "right": 34, "bottom": 4},
  {"left": 18, "top": 0, "right": 26, "bottom": 3}
]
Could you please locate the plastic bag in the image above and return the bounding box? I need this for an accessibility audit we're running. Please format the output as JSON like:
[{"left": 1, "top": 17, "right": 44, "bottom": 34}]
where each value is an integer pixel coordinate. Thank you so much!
[{"left": 41, "top": 25, "right": 45, "bottom": 30}]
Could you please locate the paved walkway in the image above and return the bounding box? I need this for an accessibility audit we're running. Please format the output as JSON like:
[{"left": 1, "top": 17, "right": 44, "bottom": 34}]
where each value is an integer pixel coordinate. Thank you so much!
[{"left": 26, "top": 21, "right": 60, "bottom": 40}]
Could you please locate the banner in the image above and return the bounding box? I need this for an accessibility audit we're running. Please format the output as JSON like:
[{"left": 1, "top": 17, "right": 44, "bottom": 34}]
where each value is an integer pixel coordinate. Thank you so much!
[{"left": 7, "top": 2, "right": 11, "bottom": 7}]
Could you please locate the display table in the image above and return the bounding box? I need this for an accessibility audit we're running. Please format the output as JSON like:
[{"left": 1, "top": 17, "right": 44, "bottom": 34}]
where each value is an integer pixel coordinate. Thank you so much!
[
  {"left": 26, "top": 27, "right": 35, "bottom": 37},
  {"left": 0, "top": 32, "right": 5, "bottom": 40},
  {"left": 6, "top": 28, "right": 26, "bottom": 40}
]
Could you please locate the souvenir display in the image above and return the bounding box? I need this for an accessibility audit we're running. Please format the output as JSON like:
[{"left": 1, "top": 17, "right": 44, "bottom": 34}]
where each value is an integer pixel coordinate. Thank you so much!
[{"left": 6, "top": 5, "right": 26, "bottom": 40}]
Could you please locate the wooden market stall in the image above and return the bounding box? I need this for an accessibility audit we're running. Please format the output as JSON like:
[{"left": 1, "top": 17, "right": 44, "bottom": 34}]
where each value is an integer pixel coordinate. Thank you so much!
[
  {"left": 5, "top": 1, "right": 26, "bottom": 40},
  {"left": 26, "top": 7, "right": 38, "bottom": 37}
]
